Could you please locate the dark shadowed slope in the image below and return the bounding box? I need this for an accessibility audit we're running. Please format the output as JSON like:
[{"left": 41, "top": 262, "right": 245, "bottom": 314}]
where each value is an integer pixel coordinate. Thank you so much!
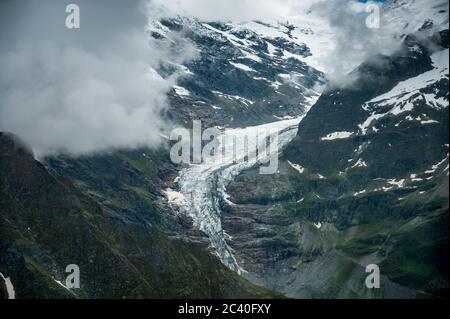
[
  {"left": 0, "top": 132, "right": 281, "bottom": 298},
  {"left": 221, "top": 29, "right": 449, "bottom": 298}
]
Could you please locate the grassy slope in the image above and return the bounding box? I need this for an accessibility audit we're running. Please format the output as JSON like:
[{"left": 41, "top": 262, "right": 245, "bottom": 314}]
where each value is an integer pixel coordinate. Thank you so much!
[{"left": 0, "top": 133, "right": 281, "bottom": 299}]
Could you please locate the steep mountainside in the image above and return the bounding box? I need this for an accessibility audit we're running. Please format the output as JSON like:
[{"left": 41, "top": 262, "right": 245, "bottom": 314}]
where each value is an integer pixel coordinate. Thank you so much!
[
  {"left": 36, "top": 11, "right": 329, "bottom": 298},
  {"left": 0, "top": 133, "right": 280, "bottom": 298},
  {"left": 1, "top": 0, "right": 448, "bottom": 300},
  {"left": 222, "top": 28, "right": 449, "bottom": 298},
  {"left": 150, "top": 16, "right": 324, "bottom": 128}
]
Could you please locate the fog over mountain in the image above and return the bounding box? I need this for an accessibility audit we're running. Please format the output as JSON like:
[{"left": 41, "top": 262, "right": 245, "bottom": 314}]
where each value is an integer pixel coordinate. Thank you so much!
[
  {"left": 2, "top": 0, "right": 443, "bottom": 156},
  {"left": 0, "top": 0, "right": 197, "bottom": 157}
]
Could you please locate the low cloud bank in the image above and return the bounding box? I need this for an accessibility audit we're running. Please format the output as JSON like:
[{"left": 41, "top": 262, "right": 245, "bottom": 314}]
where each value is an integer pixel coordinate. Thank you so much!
[
  {"left": 1, "top": 0, "right": 446, "bottom": 157},
  {"left": 0, "top": 0, "right": 195, "bottom": 157}
]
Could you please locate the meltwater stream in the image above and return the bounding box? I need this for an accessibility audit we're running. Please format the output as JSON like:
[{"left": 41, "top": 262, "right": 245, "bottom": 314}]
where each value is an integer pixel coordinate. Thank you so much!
[{"left": 176, "top": 116, "right": 307, "bottom": 273}]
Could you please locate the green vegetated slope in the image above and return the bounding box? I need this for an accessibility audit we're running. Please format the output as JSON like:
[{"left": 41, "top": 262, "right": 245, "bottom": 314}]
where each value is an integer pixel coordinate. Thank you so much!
[{"left": 0, "top": 132, "right": 281, "bottom": 299}]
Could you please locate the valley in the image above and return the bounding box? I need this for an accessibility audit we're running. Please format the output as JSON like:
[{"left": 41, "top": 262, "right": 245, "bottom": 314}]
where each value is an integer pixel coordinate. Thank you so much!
[{"left": 0, "top": 0, "right": 448, "bottom": 299}]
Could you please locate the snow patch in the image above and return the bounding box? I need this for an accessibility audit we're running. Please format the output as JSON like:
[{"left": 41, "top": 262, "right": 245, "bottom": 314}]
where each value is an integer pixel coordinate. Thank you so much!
[
  {"left": 288, "top": 161, "right": 305, "bottom": 174},
  {"left": 420, "top": 119, "right": 439, "bottom": 124},
  {"left": 162, "top": 188, "right": 186, "bottom": 205},
  {"left": 354, "top": 189, "right": 367, "bottom": 197},
  {"left": 321, "top": 131, "right": 353, "bottom": 141},
  {"left": 352, "top": 159, "right": 368, "bottom": 168},
  {"left": 387, "top": 179, "right": 406, "bottom": 188},
  {"left": 212, "top": 90, "right": 254, "bottom": 106},
  {"left": 230, "top": 62, "right": 256, "bottom": 72},
  {"left": 173, "top": 85, "right": 190, "bottom": 97},
  {"left": 54, "top": 278, "right": 70, "bottom": 290}
]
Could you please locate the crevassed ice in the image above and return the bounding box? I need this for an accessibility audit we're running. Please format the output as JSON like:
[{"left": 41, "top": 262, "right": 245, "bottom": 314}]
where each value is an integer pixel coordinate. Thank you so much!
[{"left": 175, "top": 115, "right": 311, "bottom": 272}]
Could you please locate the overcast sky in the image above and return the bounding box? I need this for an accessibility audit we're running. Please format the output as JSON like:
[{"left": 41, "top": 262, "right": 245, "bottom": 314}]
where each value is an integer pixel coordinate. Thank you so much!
[
  {"left": 0, "top": 0, "right": 196, "bottom": 157},
  {"left": 148, "top": 0, "right": 317, "bottom": 21}
]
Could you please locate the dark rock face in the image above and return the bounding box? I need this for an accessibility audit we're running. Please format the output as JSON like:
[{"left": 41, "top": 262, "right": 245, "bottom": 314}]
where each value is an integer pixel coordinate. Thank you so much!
[
  {"left": 0, "top": 133, "right": 280, "bottom": 299},
  {"left": 286, "top": 31, "right": 448, "bottom": 177},
  {"left": 221, "top": 31, "right": 449, "bottom": 298},
  {"left": 286, "top": 30, "right": 449, "bottom": 186},
  {"left": 150, "top": 18, "right": 324, "bottom": 128}
]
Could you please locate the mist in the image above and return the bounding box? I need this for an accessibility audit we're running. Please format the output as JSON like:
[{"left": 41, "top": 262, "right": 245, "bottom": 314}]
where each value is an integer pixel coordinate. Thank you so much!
[
  {"left": 148, "top": 0, "right": 317, "bottom": 22},
  {"left": 0, "top": 0, "right": 196, "bottom": 157},
  {"left": 1, "top": 0, "right": 446, "bottom": 157}
]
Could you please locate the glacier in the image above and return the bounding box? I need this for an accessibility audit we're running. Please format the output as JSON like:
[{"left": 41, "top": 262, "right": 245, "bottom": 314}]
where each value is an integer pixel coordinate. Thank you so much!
[{"left": 175, "top": 112, "right": 316, "bottom": 272}]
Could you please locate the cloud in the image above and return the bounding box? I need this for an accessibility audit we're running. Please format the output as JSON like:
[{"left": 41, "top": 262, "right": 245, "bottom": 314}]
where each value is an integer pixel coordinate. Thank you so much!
[
  {"left": 146, "top": 0, "right": 406, "bottom": 86},
  {"left": 148, "top": 0, "right": 316, "bottom": 21},
  {"left": 0, "top": 0, "right": 196, "bottom": 157},
  {"left": 149, "top": 0, "right": 446, "bottom": 87},
  {"left": 309, "top": 0, "right": 448, "bottom": 86},
  {"left": 310, "top": 1, "right": 402, "bottom": 85},
  {"left": 1, "top": 0, "right": 445, "bottom": 157}
]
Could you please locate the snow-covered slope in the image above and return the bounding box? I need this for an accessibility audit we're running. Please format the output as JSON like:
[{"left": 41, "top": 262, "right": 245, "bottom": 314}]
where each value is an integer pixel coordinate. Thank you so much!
[
  {"left": 359, "top": 48, "right": 449, "bottom": 135},
  {"left": 214, "top": 2, "right": 449, "bottom": 298},
  {"left": 154, "top": 0, "right": 449, "bottom": 298},
  {"left": 359, "top": 49, "right": 449, "bottom": 134},
  {"left": 384, "top": 0, "right": 449, "bottom": 33},
  {"left": 147, "top": 15, "right": 325, "bottom": 128},
  {"left": 238, "top": 17, "right": 334, "bottom": 73}
]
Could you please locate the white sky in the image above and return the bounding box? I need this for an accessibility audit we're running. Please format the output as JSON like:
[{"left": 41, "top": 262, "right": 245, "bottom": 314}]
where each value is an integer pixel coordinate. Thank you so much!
[{"left": 148, "top": 0, "right": 318, "bottom": 21}]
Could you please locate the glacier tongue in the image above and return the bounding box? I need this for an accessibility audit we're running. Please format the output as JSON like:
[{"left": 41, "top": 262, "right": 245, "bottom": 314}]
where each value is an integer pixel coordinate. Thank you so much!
[{"left": 176, "top": 116, "right": 308, "bottom": 272}]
